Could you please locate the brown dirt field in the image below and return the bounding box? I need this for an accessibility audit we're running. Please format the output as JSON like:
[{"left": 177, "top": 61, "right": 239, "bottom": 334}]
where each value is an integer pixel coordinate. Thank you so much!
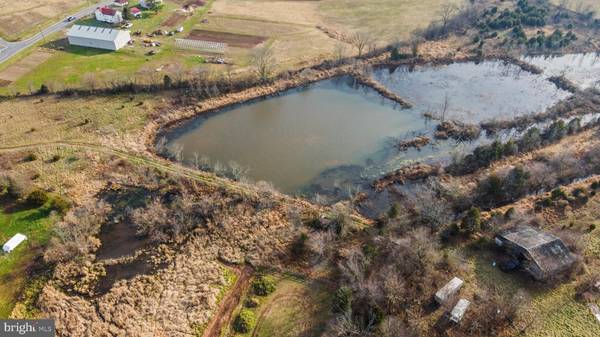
[
  {"left": 0, "top": 79, "right": 11, "bottom": 87},
  {"left": 187, "top": 29, "right": 267, "bottom": 48},
  {"left": 0, "top": 0, "right": 88, "bottom": 40},
  {"left": 171, "top": 0, "right": 205, "bottom": 6},
  {"left": 0, "top": 49, "right": 54, "bottom": 82},
  {"left": 162, "top": 12, "right": 188, "bottom": 27},
  {"left": 202, "top": 266, "right": 254, "bottom": 337}
]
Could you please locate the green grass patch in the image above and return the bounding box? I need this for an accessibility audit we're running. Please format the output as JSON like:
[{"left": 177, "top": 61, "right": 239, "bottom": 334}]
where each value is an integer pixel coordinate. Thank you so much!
[
  {"left": 226, "top": 273, "right": 332, "bottom": 337},
  {"left": 0, "top": 199, "right": 57, "bottom": 318},
  {"left": 0, "top": 0, "right": 216, "bottom": 95}
]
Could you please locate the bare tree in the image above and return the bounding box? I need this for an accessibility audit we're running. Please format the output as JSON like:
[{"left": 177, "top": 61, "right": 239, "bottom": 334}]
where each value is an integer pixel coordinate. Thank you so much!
[
  {"left": 438, "top": 3, "right": 458, "bottom": 31},
  {"left": 350, "top": 32, "right": 373, "bottom": 57},
  {"left": 250, "top": 45, "right": 276, "bottom": 81}
]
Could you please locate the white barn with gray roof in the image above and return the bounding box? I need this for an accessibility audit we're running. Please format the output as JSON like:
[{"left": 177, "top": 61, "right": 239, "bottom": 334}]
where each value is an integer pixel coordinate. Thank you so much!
[{"left": 67, "top": 25, "right": 130, "bottom": 51}]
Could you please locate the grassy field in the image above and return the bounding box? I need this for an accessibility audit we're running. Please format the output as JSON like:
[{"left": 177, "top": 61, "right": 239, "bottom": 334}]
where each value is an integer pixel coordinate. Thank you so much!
[
  {"left": 550, "top": 0, "right": 600, "bottom": 15},
  {"left": 464, "top": 191, "right": 600, "bottom": 337},
  {"left": 0, "top": 0, "right": 96, "bottom": 41},
  {"left": 224, "top": 273, "right": 332, "bottom": 337},
  {"left": 319, "top": 0, "right": 467, "bottom": 42},
  {"left": 0, "top": 200, "right": 56, "bottom": 318},
  {"left": 0, "top": 94, "right": 154, "bottom": 147},
  {"left": 0, "top": 0, "right": 464, "bottom": 92},
  {"left": 0, "top": 1, "right": 214, "bottom": 94},
  {"left": 252, "top": 276, "right": 332, "bottom": 337}
]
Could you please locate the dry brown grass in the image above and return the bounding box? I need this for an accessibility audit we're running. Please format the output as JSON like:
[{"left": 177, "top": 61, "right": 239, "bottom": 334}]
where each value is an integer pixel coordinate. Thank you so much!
[
  {"left": 550, "top": 0, "right": 600, "bottom": 16},
  {"left": 319, "top": 0, "right": 467, "bottom": 43},
  {"left": 199, "top": 0, "right": 466, "bottom": 69},
  {"left": 0, "top": 0, "right": 91, "bottom": 40},
  {"left": 0, "top": 94, "right": 170, "bottom": 151}
]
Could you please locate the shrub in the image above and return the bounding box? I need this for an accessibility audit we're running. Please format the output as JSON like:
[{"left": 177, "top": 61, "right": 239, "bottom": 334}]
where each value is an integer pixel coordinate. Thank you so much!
[
  {"left": 0, "top": 175, "right": 29, "bottom": 199},
  {"left": 551, "top": 188, "right": 567, "bottom": 200},
  {"left": 461, "top": 207, "right": 482, "bottom": 234},
  {"left": 24, "top": 153, "right": 37, "bottom": 162},
  {"left": 50, "top": 154, "right": 61, "bottom": 163},
  {"left": 591, "top": 181, "right": 600, "bottom": 190},
  {"left": 232, "top": 308, "right": 256, "bottom": 333},
  {"left": 291, "top": 232, "right": 308, "bottom": 257},
  {"left": 48, "top": 196, "right": 71, "bottom": 215},
  {"left": 387, "top": 203, "right": 399, "bottom": 219},
  {"left": 244, "top": 297, "right": 259, "bottom": 308},
  {"left": 252, "top": 276, "right": 276, "bottom": 296},
  {"left": 333, "top": 286, "right": 353, "bottom": 313},
  {"left": 23, "top": 189, "right": 49, "bottom": 207},
  {"left": 38, "top": 84, "right": 50, "bottom": 95}
]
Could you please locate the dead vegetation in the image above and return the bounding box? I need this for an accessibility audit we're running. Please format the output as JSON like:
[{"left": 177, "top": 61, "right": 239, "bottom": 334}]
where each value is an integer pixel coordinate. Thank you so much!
[{"left": 27, "top": 159, "right": 325, "bottom": 336}]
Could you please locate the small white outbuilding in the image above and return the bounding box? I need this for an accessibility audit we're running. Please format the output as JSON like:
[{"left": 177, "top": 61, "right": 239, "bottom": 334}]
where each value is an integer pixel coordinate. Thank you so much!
[
  {"left": 449, "top": 299, "right": 471, "bottom": 323},
  {"left": 3, "top": 233, "right": 27, "bottom": 253},
  {"left": 435, "top": 277, "right": 464, "bottom": 304}
]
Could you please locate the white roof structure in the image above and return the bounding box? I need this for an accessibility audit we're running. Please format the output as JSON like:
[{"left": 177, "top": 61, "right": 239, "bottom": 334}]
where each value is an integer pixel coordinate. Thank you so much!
[
  {"left": 435, "top": 277, "right": 464, "bottom": 304},
  {"left": 67, "top": 25, "right": 131, "bottom": 51},
  {"left": 3, "top": 233, "right": 27, "bottom": 253},
  {"left": 450, "top": 299, "right": 470, "bottom": 323},
  {"left": 68, "top": 25, "right": 124, "bottom": 40}
]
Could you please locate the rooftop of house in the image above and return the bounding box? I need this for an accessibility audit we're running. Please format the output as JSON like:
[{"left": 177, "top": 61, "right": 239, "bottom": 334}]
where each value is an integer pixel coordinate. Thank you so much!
[{"left": 98, "top": 6, "right": 118, "bottom": 16}]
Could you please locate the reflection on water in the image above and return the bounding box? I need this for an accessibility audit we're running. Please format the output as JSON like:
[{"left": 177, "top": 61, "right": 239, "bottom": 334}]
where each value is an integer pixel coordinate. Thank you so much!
[
  {"left": 166, "top": 77, "right": 425, "bottom": 194},
  {"left": 372, "top": 61, "right": 570, "bottom": 122},
  {"left": 523, "top": 52, "right": 600, "bottom": 90},
  {"left": 165, "top": 61, "right": 574, "bottom": 198}
]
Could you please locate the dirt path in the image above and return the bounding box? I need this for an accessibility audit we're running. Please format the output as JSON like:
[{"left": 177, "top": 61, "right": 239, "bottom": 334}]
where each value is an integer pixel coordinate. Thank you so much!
[
  {"left": 0, "top": 141, "right": 372, "bottom": 226},
  {"left": 202, "top": 266, "right": 254, "bottom": 337}
]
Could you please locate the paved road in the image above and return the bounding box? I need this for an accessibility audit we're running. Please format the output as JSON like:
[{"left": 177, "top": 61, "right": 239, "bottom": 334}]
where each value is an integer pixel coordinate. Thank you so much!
[{"left": 0, "top": 0, "right": 113, "bottom": 64}]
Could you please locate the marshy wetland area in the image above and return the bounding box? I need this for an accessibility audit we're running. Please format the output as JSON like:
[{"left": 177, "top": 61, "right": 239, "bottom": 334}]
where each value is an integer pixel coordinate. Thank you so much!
[{"left": 2, "top": 1, "right": 600, "bottom": 337}]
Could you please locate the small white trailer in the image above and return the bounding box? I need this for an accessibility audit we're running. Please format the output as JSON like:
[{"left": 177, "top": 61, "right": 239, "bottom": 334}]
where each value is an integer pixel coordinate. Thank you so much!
[
  {"left": 449, "top": 299, "right": 471, "bottom": 323},
  {"left": 435, "top": 277, "right": 464, "bottom": 304},
  {"left": 3, "top": 233, "right": 27, "bottom": 253}
]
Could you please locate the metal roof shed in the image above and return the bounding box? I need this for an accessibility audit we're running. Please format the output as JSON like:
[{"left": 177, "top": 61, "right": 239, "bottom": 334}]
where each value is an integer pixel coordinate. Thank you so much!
[
  {"left": 449, "top": 299, "right": 470, "bottom": 323},
  {"left": 3, "top": 233, "right": 27, "bottom": 253},
  {"left": 435, "top": 277, "right": 464, "bottom": 304},
  {"left": 496, "top": 226, "right": 576, "bottom": 280},
  {"left": 67, "top": 25, "right": 131, "bottom": 51}
]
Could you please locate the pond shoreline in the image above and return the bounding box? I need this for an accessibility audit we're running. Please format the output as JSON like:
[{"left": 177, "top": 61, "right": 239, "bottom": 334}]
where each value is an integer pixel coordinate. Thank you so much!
[
  {"left": 143, "top": 49, "right": 595, "bottom": 199},
  {"left": 145, "top": 52, "right": 549, "bottom": 153}
]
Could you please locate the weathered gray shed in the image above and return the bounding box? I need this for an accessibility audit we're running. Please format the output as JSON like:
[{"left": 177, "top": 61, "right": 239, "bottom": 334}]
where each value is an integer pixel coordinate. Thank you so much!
[
  {"left": 435, "top": 277, "right": 463, "bottom": 304},
  {"left": 496, "top": 226, "right": 575, "bottom": 280}
]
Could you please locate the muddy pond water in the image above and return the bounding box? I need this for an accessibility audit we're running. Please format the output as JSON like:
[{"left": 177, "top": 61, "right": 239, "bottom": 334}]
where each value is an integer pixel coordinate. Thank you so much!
[{"left": 164, "top": 61, "right": 570, "bottom": 197}]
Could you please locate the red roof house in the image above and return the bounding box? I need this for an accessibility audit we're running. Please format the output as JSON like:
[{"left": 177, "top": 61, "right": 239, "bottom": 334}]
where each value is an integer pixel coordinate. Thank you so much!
[
  {"left": 95, "top": 6, "right": 123, "bottom": 24},
  {"left": 130, "top": 7, "right": 142, "bottom": 18}
]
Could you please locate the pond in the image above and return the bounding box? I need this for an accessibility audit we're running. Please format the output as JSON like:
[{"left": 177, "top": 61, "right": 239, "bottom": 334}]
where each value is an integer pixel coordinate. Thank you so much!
[
  {"left": 165, "top": 76, "right": 427, "bottom": 194},
  {"left": 522, "top": 52, "right": 600, "bottom": 90},
  {"left": 372, "top": 60, "right": 570, "bottom": 122},
  {"left": 164, "top": 61, "right": 570, "bottom": 197}
]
